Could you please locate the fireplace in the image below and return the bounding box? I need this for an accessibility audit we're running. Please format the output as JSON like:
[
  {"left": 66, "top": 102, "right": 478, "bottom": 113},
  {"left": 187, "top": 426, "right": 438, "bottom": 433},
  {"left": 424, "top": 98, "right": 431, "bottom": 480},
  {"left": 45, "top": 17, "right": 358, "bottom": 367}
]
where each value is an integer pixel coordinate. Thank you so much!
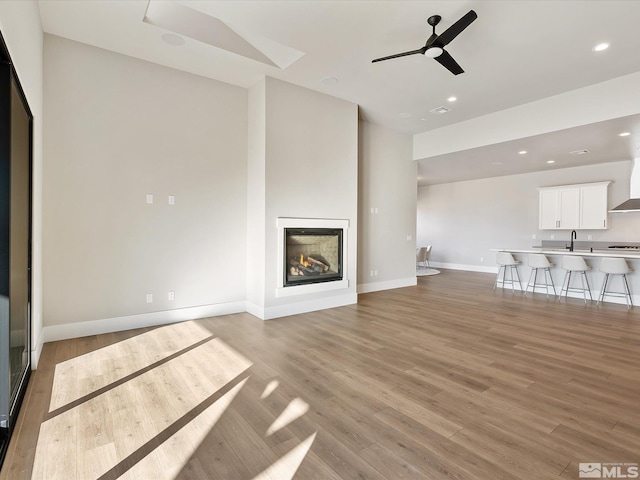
[{"left": 284, "top": 228, "right": 343, "bottom": 287}]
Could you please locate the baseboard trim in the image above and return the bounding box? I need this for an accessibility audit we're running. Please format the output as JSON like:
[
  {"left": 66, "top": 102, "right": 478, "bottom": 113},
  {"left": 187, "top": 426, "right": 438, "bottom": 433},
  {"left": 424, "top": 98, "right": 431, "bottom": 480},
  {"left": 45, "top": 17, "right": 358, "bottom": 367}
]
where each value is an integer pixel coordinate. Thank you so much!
[
  {"left": 41, "top": 301, "right": 247, "bottom": 343},
  {"left": 255, "top": 293, "right": 358, "bottom": 320},
  {"left": 496, "top": 280, "right": 640, "bottom": 306},
  {"left": 431, "top": 261, "right": 498, "bottom": 274},
  {"left": 31, "top": 335, "right": 44, "bottom": 369},
  {"left": 357, "top": 276, "right": 417, "bottom": 294},
  {"left": 244, "top": 301, "right": 265, "bottom": 319}
]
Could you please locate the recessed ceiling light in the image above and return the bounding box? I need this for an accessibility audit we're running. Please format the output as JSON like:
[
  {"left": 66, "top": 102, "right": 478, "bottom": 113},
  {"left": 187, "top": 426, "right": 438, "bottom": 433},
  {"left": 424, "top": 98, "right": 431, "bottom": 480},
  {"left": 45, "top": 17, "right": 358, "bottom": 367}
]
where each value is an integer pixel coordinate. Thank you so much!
[
  {"left": 447, "top": 96, "right": 457, "bottom": 102},
  {"left": 399, "top": 112, "right": 412, "bottom": 118},
  {"left": 321, "top": 76, "right": 338, "bottom": 85},
  {"left": 161, "top": 33, "right": 185, "bottom": 46},
  {"left": 593, "top": 42, "right": 610, "bottom": 52},
  {"left": 619, "top": 132, "right": 631, "bottom": 137},
  {"left": 547, "top": 160, "right": 555, "bottom": 164},
  {"left": 518, "top": 150, "right": 527, "bottom": 155}
]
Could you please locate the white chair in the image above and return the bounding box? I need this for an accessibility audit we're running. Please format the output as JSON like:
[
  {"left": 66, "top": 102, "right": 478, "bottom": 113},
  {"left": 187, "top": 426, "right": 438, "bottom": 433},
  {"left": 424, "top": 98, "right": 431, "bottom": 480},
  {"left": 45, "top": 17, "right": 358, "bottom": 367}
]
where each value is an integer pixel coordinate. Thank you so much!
[
  {"left": 525, "top": 254, "right": 556, "bottom": 298},
  {"left": 424, "top": 245, "right": 432, "bottom": 268},
  {"left": 597, "top": 257, "right": 633, "bottom": 309},
  {"left": 494, "top": 252, "right": 522, "bottom": 293},
  {"left": 559, "top": 256, "right": 592, "bottom": 303},
  {"left": 416, "top": 247, "right": 428, "bottom": 268}
]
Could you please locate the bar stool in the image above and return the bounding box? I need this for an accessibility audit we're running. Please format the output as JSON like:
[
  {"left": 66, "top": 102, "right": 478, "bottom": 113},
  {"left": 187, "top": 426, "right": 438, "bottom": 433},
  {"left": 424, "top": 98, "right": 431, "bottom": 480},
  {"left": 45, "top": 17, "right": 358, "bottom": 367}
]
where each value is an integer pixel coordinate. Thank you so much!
[
  {"left": 525, "top": 254, "right": 556, "bottom": 298},
  {"left": 494, "top": 252, "right": 522, "bottom": 293},
  {"left": 559, "top": 255, "right": 592, "bottom": 304},
  {"left": 597, "top": 257, "right": 633, "bottom": 309}
]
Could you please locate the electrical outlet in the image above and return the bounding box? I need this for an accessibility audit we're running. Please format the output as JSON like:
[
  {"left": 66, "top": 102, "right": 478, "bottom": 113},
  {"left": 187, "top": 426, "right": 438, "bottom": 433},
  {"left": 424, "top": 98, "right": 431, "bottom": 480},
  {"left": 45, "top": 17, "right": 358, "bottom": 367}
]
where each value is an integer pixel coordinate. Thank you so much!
[
  {"left": 168, "top": 195, "right": 175, "bottom": 205},
  {"left": 550, "top": 234, "right": 555, "bottom": 240},
  {"left": 374, "top": 270, "right": 378, "bottom": 276},
  {"left": 480, "top": 257, "right": 484, "bottom": 262},
  {"left": 168, "top": 291, "right": 175, "bottom": 301},
  {"left": 146, "top": 194, "right": 153, "bottom": 204},
  {"left": 532, "top": 234, "right": 537, "bottom": 240},
  {"left": 146, "top": 293, "right": 153, "bottom": 303},
  {"left": 370, "top": 270, "right": 374, "bottom": 277},
  {"left": 587, "top": 234, "right": 593, "bottom": 240}
]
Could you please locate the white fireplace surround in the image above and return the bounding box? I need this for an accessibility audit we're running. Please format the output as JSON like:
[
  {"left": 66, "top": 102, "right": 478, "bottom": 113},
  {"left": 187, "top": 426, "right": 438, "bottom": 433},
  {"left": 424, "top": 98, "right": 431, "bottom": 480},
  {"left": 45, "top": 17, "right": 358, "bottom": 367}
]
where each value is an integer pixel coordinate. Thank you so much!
[{"left": 276, "top": 218, "right": 349, "bottom": 298}]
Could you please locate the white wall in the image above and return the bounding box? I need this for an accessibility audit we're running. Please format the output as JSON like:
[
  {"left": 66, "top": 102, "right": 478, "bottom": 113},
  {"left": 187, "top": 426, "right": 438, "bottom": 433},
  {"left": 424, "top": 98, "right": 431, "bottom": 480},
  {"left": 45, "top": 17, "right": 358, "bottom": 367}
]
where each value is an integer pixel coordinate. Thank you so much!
[
  {"left": 0, "top": 0, "right": 44, "bottom": 366},
  {"left": 249, "top": 77, "right": 359, "bottom": 318},
  {"left": 43, "top": 35, "right": 248, "bottom": 333},
  {"left": 417, "top": 160, "right": 640, "bottom": 271},
  {"left": 246, "top": 79, "right": 266, "bottom": 309},
  {"left": 358, "top": 120, "right": 416, "bottom": 292}
]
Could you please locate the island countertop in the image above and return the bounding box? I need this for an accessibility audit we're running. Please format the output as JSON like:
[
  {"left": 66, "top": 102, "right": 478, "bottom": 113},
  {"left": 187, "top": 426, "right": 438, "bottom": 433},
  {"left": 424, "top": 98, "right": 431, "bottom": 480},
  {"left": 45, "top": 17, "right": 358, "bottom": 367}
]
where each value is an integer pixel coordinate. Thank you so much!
[{"left": 491, "top": 248, "right": 640, "bottom": 259}]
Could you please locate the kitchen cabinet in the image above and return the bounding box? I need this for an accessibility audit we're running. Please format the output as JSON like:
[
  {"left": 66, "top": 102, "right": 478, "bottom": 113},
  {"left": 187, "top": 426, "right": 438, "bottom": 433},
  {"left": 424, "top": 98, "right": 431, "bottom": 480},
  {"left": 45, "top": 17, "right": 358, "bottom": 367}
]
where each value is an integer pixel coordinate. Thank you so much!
[
  {"left": 538, "top": 182, "right": 609, "bottom": 230},
  {"left": 538, "top": 187, "right": 580, "bottom": 229},
  {"left": 580, "top": 184, "right": 609, "bottom": 229}
]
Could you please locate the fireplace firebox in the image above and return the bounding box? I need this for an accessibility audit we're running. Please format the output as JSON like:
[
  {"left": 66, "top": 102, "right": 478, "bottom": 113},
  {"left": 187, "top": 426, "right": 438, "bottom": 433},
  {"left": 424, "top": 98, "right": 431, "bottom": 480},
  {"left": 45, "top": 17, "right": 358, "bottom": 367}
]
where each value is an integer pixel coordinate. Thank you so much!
[{"left": 284, "top": 228, "right": 343, "bottom": 287}]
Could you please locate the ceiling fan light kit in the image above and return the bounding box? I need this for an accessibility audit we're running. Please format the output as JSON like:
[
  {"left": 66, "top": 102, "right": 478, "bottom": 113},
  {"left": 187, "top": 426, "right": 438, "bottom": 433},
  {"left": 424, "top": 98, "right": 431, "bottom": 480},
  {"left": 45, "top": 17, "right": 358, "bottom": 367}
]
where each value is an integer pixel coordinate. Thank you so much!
[
  {"left": 372, "top": 10, "right": 478, "bottom": 75},
  {"left": 424, "top": 47, "right": 443, "bottom": 58}
]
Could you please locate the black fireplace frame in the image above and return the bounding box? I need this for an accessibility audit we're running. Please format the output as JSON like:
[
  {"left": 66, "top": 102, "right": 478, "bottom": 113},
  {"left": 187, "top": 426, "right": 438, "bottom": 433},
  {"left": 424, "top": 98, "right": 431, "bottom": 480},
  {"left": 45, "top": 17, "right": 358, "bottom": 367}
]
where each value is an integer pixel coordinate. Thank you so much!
[{"left": 284, "top": 228, "right": 343, "bottom": 287}]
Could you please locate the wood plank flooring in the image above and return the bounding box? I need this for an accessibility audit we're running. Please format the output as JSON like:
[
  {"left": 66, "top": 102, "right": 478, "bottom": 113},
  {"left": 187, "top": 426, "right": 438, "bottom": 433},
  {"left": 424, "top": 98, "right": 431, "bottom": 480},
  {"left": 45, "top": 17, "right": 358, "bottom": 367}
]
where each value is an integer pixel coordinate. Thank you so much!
[{"left": 2, "top": 269, "right": 640, "bottom": 479}]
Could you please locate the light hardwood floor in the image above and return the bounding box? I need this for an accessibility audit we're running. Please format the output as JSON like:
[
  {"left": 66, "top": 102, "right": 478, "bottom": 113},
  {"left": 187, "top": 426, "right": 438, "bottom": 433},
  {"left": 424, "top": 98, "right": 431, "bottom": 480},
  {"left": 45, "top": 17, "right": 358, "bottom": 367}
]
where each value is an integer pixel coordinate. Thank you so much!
[{"left": 2, "top": 269, "right": 640, "bottom": 479}]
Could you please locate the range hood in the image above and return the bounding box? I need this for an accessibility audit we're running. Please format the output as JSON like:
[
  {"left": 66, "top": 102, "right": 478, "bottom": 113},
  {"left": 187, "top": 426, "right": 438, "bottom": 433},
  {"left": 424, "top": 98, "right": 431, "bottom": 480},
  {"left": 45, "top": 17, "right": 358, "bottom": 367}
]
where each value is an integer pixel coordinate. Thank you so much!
[{"left": 611, "top": 158, "right": 640, "bottom": 212}]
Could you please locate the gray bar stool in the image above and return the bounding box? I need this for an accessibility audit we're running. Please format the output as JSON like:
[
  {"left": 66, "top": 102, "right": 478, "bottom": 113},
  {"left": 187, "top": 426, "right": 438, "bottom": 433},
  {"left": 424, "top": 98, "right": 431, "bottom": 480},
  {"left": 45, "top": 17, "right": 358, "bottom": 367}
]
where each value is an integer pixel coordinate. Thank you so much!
[
  {"left": 525, "top": 254, "right": 556, "bottom": 298},
  {"left": 559, "top": 255, "right": 592, "bottom": 303},
  {"left": 494, "top": 252, "right": 522, "bottom": 293},
  {"left": 597, "top": 257, "right": 633, "bottom": 309}
]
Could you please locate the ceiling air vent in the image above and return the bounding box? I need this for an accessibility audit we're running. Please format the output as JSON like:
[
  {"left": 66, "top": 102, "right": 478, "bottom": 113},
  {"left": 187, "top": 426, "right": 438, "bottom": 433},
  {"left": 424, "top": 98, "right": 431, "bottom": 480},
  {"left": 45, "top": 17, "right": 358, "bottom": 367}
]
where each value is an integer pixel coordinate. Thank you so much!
[
  {"left": 430, "top": 106, "right": 450, "bottom": 114},
  {"left": 570, "top": 149, "right": 590, "bottom": 155}
]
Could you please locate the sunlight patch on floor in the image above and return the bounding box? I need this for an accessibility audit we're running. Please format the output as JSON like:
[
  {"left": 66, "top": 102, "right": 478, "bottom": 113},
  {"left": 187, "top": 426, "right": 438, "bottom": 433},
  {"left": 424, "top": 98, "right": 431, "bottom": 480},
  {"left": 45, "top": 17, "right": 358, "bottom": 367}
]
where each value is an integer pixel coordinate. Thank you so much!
[
  {"left": 260, "top": 379, "right": 279, "bottom": 399},
  {"left": 49, "top": 321, "right": 214, "bottom": 411},
  {"left": 119, "top": 378, "right": 248, "bottom": 480},
  {"left": 266, "top": 397, "right": 309, "bottom": 436},
  {"left": 252, "top": 432, "right": 317, "bottom": 480},
  {"left": 32, "top": 336, "right": 252, "bottom": 480}
]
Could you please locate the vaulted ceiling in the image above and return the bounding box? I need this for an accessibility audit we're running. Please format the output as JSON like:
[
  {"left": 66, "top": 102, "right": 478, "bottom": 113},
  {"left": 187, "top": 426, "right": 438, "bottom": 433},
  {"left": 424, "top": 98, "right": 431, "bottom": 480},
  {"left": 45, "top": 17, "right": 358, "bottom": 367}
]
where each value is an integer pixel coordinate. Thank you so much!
[{"left": 37, "top": 1, "right": 640, "bottom": 184}]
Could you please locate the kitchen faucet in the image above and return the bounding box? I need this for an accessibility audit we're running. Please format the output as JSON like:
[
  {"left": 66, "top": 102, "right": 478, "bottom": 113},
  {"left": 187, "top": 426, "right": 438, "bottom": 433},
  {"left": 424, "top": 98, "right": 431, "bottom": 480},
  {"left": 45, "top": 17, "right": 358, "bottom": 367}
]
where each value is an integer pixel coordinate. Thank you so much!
[{"left": 568, "top": 230, "right": 577, "bottom": 252}]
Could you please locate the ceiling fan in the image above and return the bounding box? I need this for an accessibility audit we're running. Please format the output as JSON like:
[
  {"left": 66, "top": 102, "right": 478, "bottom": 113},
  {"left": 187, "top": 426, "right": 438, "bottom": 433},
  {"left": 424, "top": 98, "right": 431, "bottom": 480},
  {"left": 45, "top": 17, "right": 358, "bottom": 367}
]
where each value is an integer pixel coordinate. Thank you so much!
[{"left": 372, "top": 10, "right": 478, "bottom": 75}]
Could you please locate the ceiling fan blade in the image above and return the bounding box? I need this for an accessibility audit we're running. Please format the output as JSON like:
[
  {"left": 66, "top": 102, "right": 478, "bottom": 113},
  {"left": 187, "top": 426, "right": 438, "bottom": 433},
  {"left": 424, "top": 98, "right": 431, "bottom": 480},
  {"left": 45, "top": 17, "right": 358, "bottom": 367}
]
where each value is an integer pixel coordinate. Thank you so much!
[
  {"left": 434, "top": 50, "right": 464, "bottom": 75},
  {"left": 372, "top": 49, "right": 424, "bottom": 63},
  {"left": 435, "top": 10, "right": 477, "bottom": 46}
]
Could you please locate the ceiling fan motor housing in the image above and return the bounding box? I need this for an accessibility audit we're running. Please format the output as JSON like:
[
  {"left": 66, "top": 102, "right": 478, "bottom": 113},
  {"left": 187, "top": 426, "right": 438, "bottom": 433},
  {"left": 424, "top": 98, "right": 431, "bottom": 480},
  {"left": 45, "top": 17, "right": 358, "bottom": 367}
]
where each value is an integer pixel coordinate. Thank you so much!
[{"left": 427, "top": 15, "right": 442, "bottom": 28}]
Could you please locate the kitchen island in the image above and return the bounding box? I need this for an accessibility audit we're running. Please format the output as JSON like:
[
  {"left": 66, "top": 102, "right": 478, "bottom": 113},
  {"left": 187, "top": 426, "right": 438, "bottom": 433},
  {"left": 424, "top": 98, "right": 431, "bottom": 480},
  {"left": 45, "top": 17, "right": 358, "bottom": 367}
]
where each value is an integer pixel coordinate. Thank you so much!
[{"left": 492, "top": 247, "right": 640, "bottom": 306}]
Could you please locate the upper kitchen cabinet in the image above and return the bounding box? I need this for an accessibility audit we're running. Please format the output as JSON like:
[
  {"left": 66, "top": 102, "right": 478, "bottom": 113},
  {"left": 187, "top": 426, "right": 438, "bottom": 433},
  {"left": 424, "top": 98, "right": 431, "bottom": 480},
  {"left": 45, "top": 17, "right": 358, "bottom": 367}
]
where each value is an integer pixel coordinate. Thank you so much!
[
  {"left": 538, "top": 182, "right": 610, "bottom": 230},
  {"left": 580, "top": 183, "right": 610, "bottom": 229},
  {"left": 539, "top": 186, "right": 580, "bottom": 229}
]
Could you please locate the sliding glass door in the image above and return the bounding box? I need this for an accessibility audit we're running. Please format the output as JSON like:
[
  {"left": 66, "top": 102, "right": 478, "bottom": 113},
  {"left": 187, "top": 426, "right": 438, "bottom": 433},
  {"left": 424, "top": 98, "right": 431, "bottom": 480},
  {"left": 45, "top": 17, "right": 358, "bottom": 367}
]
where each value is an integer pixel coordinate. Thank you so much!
[{"left": 0, "top": 37, "right": 32, "bottom": 465}]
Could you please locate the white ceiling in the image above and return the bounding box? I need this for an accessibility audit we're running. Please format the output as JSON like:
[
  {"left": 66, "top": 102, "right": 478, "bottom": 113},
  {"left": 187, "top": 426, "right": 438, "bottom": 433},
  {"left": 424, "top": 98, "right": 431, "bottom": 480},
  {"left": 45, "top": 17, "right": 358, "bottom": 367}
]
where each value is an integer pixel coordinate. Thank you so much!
[
  {"left": 418, "top": 113, "right": 640, "bottom": 185},
  {"left": 37, "top": 0, "right": 640, "bottom": 184}
]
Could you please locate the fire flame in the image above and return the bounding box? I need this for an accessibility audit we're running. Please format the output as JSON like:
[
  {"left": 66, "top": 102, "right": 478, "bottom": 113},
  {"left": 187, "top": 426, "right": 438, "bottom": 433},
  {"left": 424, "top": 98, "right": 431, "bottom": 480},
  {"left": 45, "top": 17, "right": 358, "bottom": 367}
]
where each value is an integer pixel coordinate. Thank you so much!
[{"left": 299, "top": 253, "right": 310, "bottom": 267}]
